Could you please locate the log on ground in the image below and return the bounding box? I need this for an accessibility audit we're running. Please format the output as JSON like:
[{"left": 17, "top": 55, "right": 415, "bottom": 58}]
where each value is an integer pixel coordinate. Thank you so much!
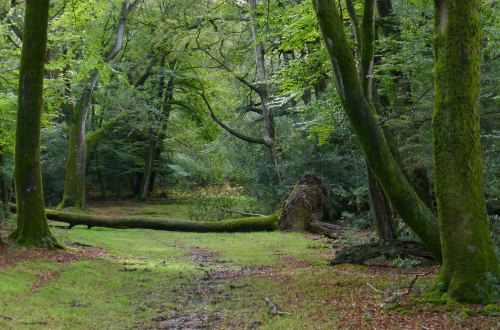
[
  {"left": 9, "top": 203, "right": 279, "bottom": 232},
  {"left": 330, "top": 240, "right": 436, "bottom": 265}
]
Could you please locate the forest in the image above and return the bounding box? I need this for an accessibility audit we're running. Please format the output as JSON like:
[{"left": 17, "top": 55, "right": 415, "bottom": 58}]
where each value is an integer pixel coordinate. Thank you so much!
[{"left": 0, "top": 0, "right": 500, "bottom": 328}]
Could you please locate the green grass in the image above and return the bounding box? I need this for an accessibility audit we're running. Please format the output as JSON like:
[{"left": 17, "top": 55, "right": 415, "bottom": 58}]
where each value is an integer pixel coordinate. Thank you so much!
[{"left": 1, "top": 202, "right": 499, "bottom": 329}]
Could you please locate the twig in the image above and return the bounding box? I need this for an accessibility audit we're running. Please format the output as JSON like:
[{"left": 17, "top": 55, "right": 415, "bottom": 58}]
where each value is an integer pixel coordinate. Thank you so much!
[
  {"left": 366, "top": 282, "right": 386, "bottom": 294},
  {"left": 220, "top": 208, "right": 265, "bottom": 217},
  {"left": 264, "top": 298, "right": 292, "bottom": 316},
  {"left": 229, "top": 283, "right": 248, "bottom": 289},
  {"left": 0, "top": 315, "right": 47, "bottom": 325},
  {"left": 405, "top": 270, "right": 434, "bottom": 296}
]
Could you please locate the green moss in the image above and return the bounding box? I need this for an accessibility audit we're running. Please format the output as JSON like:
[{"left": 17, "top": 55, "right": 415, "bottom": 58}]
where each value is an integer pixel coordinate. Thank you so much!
[{"left": 432, "top": 0, "right": 500, "bottom": 303}]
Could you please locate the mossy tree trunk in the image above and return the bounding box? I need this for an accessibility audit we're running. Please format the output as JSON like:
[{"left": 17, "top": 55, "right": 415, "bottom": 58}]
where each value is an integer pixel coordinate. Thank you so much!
[
  {"left": 312, "top": 0, "right": 442, "bottom": 262},
  {"left": 10, "top": 0, "right": 59, "bottom": 248},
  {"left": 431, "top": 0, "right": 500, "bottom": 303},
  {"left": 9, "top": 203, "right": 279, "bottom": 233},
  {"left": 58, "top": 0, "right": 139, "bottom": 210}
]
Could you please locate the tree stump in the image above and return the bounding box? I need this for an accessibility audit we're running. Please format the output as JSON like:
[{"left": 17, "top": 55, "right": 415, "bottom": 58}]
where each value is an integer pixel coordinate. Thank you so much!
[{"left": 278, "top": 173, "right": 339, "bottom": 233}]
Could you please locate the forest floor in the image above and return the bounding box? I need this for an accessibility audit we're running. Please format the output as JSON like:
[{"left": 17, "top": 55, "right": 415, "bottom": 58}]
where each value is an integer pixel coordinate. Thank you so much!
[{"left": 0, "top": 201, "right": 499, "bottom": 329}]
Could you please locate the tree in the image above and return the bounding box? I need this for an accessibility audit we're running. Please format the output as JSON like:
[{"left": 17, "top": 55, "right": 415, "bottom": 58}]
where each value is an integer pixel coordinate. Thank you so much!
[
  {"left": 57, "top": 0, "right": 140, "bottom": 209},
  {"left": 311, "top": 0, "right": 442, "bottom": 261},
  {"left": 430, "top": 0, "right": 499, "bottom": 303},
  {"left": 9, "top": 0, "right": 60, "bottom": 248},
  {"left": 313, "top": 0, "right": 500, "bottom": 303}
]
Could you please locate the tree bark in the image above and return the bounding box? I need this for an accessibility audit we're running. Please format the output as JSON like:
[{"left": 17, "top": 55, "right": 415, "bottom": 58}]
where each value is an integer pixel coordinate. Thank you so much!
[
  {"left": 431, "top": 0, "right": 500, "bottom": 303},
  {"left": 312, "top": 0, "right": 442, "bottom": 262},
  {"left": 9, "top": 0, "right": 60, "bottom": 248},
  {"left": 367, "top": 165, "right": 394, "bottom": 240}
]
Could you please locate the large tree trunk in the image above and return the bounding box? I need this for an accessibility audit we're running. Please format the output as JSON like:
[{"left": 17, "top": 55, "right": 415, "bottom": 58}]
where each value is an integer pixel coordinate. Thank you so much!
[
  {"left": 431, "top": 0, "right": 500, "bottom": 303},
  {"left": 9, "top": 0, "right": 60, "bottom": 248},
  {"left": 312, "top": 0, "right": 442, "bottom": 262}
]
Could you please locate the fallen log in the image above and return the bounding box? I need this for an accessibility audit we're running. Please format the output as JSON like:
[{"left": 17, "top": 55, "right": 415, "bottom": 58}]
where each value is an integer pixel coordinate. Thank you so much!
[
  {"left": 330, "top": 240, "right": 436, "bottom": 265},
  {"left": 9, "top": 203, "right": 278, "bottom": 232}
]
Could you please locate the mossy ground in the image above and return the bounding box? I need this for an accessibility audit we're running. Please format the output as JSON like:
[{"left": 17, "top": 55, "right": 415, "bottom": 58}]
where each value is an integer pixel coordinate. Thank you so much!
[{"left": 1, "top": 201, "right": 499, "bottom": 328}]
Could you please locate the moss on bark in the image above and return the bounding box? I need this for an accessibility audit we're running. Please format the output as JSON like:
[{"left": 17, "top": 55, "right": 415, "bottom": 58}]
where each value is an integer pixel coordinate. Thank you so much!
[
  {"left": 431, "top": 0, "right": 500, "bottom": 303},
  {"left": 312, "top": 0, "right": 442, "bottom": 262},
  {"left": 11, "top": 0, "right": 60, "bottom": 248},
  {"left": 10, "top": 202, "right": 279, "bottom": 233}
]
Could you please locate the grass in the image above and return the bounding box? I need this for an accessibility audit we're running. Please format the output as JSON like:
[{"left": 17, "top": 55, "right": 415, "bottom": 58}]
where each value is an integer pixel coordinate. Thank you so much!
[{"left": 1, "top": 202, "right": 499, "bottom": 329}]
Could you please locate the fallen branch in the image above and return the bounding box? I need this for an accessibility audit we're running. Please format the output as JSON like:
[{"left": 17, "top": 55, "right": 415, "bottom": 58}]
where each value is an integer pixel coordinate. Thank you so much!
[
  {"left": 366, "top": 282, "right": 386, "bottom": 294},
  {"left": 0, "top": 315, "right": 48, "bottom": 325},
  {"left": 264, "top": 298, "right": 292, "bottom": 316},
  {"left": 405, "top": 270, "right": 435, "bottom": 296},
  {"left": 220, "top": 208, "right": 265, "bottom": 217}
]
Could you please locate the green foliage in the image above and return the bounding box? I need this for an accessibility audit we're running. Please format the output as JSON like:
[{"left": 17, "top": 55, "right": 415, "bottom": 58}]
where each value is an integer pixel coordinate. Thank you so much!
[{"left": 186, "top": 185, "right": 245, "bottom": 221}]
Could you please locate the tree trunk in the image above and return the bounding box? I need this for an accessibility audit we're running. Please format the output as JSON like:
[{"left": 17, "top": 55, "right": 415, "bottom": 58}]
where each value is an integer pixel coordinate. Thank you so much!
[
  {"left": 0, "top": 150, "right": 9, "bottom": 220},
  {"left": 59, "top": 0, "right": 139, "bottom": 210},
  {"left": 9, "top": 0, "right": 60, "bottom": 248},
  {"left": 248, "top": 0, "right": 283, "bottom": 181},
  {"left": 137, "top": 59, "right": 175, "bottom": 201},
  {"left": 360, "top": 0, "right": 396, "bottom": 241},
  {"left": 96, "top": 157, "right": 107, "bottom": 200},
  {"left": 59, "top": 73, "right": 98, "bottom": 210},
  {"left": 367, "top": 164, "right": 394, "bottom": 240},
  {"left": 312, "top": 0, "right": 442, "bottom": 262},
  {"left": 137, "top": 131, "right": 157, "bottom": 201},
  {"left": 431, "top": 0, "right": 500, "bottom": 303},
  {"left": 411, "top": 168, "right": 433, "bottom": 210}
]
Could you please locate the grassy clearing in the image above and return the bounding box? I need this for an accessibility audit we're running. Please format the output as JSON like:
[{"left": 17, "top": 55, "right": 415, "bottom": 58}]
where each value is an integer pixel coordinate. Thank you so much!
[{"left": 1, "top": 202, "right": 499, "bottom": 329}]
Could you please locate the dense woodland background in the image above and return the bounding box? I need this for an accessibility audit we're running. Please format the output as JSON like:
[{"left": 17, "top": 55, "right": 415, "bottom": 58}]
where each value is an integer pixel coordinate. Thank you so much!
[{"left": 1, "top": 0, "right": 498, "bottom": 218}]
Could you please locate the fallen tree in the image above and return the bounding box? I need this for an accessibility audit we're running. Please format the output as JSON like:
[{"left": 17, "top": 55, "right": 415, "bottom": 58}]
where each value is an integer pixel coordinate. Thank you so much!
[
  {"left": 8, "top": 173, "right": 345, "bottom": 235},
  {"left": 278, "top": 173, "right": 339, "bottom": 232},
  {"left": 9, "top": 203, "right": 278, "bottom": 232}
]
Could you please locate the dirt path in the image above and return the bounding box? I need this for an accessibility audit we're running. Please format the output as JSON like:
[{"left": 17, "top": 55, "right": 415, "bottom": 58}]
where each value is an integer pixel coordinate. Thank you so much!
[{"left": 142, "top": 244, "right": 270, "bottom": 329}]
